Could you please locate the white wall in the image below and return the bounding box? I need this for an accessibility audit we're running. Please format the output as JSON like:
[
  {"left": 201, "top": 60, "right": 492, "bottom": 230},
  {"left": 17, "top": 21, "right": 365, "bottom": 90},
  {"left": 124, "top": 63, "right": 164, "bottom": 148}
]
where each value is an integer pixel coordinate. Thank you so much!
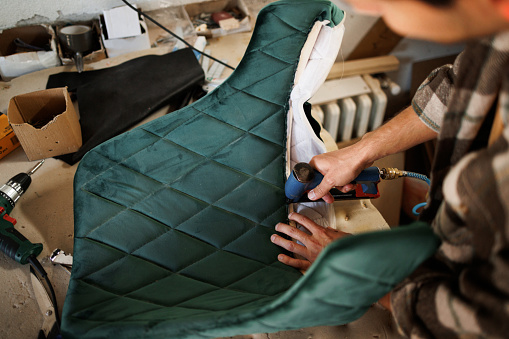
[
  {"left": 0, "top": 0, "right": 202, "bottom": 30},
  {"left": 330, "top": 0, "right": 378, "bottom": 59}
]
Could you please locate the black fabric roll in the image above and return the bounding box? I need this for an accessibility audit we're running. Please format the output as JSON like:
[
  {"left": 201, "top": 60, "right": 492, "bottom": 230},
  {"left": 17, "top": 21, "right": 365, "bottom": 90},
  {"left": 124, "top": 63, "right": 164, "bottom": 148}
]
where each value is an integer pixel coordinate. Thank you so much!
[{"left": 46, "top": 48, "right": 205, "bottom": 165}]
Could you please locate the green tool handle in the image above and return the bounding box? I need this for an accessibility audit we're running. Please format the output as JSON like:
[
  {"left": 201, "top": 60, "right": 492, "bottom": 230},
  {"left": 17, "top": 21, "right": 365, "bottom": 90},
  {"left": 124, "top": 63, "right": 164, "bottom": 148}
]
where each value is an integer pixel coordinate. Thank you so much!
[{"left": 0, "top": 211, "right": 43, "bottom": 264}]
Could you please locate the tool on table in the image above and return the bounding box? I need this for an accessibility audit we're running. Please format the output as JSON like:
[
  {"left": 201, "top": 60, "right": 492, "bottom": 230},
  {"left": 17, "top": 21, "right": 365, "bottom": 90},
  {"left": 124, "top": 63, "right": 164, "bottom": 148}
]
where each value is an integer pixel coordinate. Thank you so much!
[
  {"left": 0, "top": 160, "right": 45, "bottom": 264},
  {"left": 285, "top": 162, "right": 430, "bottom": 204},
  {"left": 50, "top": 248, "right": 73, "bottom": 274},
  {"left": 0, "top": 160, "right": 62, "bottom": 332}
]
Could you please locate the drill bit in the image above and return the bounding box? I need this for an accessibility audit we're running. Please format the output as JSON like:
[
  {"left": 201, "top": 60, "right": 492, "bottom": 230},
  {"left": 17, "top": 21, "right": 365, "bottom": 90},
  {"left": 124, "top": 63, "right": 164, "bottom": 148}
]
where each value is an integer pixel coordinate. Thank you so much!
[{"left": 28, "top": 159, "right": 45, "bottom": 176}]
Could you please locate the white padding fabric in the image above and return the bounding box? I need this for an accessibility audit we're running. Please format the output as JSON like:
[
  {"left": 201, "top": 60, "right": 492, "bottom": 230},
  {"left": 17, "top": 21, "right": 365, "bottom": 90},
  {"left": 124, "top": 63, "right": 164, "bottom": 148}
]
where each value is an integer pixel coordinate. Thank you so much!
[
  {"left": 287, "top": 20, "right": 388, "bottom": 234},
  {"left": 287, "top": 20, "right": 344, "bottom": 229}
]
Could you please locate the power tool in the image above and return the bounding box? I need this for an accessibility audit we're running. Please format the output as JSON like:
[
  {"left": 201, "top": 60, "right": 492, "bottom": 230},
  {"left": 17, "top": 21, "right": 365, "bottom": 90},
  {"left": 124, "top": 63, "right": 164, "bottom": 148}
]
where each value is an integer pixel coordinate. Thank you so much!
[
  {"left": 285, "top": 162, "right": 381, "bottom": 203},
  {"left": 285, "top": 162, "right": 433, "bottom": 204},
  {"left": 0, "top": 160, "right": 44, "bottom": 264},
  {"left": 1, "top": 160, "right": 63, "bottom": 332}
]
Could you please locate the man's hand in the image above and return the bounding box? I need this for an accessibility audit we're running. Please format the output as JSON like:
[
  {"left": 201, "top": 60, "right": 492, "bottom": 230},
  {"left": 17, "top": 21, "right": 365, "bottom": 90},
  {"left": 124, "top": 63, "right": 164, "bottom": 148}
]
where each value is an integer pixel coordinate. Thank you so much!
[
  {"left": 308, "top": 145, "right": 373, "bottom": 203},
  {"left": 307, "top": 105, "right": 439, "bottom": 202},
  {"left": 271, "top": 212, "right": 350, "bottom": 270}
]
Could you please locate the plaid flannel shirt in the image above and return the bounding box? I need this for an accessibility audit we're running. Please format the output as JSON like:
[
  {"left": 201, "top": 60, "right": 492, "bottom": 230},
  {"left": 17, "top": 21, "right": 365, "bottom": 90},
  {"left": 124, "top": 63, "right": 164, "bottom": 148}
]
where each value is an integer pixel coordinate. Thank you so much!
[{"left": 391, "top": 32, "right": 509, "bottom": 338}]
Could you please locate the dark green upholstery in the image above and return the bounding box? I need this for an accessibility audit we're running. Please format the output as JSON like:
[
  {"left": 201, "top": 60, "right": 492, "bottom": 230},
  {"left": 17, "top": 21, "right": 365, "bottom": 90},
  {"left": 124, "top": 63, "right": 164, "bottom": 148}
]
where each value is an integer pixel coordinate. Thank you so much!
[{"left": 62, "top": 1, "right": 439, "bottom": 338}]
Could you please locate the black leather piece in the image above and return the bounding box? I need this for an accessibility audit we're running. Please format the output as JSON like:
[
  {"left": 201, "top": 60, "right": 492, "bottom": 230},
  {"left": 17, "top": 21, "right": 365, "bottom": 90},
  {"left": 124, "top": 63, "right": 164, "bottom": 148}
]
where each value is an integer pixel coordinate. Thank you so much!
[
  {"left": 46, "top": 48, "right": 205, "bottom": 165},
  {"left": 303, "top": 102, "right": 323, "bottom": 142}
]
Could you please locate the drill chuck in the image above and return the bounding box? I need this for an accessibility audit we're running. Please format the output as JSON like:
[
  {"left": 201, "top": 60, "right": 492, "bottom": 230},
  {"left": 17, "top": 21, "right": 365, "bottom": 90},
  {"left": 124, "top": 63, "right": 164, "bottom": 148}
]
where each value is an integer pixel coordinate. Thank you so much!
[
  {"left": 0, "top": 160, "right": 43, "bottom": 210},
  {"left": 0, "top": 174, "right": 30, "bottom": 208},
  {"left": 0, "top": 188, "right": 16, "bottom": 210}
]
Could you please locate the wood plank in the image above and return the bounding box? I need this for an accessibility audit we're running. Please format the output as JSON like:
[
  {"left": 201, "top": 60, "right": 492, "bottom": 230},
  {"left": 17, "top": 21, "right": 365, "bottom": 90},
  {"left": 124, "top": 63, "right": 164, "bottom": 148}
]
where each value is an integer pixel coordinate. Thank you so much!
[{"left": 327, "top": 55, "right": 399, "bottom": 80}]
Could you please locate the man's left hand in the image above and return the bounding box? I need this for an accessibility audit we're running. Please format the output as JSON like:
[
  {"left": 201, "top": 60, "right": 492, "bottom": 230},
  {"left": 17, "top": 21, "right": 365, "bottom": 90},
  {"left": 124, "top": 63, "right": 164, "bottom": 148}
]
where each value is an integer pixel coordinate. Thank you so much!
[{"left": 271, "top": 212, "right": 350, "bottom": 270}]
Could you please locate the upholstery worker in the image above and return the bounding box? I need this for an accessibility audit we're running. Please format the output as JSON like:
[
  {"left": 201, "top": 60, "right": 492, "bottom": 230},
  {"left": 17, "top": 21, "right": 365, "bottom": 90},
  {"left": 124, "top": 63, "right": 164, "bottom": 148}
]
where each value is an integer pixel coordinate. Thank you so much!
[{"left": 271, "top": 0, "right": 509, "bottom": 337}]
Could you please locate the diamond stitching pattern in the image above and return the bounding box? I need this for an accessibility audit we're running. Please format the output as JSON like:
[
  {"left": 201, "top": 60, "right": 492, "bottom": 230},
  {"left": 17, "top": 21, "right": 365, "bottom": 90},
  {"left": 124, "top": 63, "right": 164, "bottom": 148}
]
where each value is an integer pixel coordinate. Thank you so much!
[
  {"left": 203, "top": 91, "right": 282, "bottom": 131},
  {"left": 63, "top": 2, "right": 343, "bottom": 338},
  {"left": 212, "top": 134, "right": 283, "bottom": 175},
  {"left": 164, "top": 114, "right": 245, "bottom": 157},
  {"left": 175, "top": 206, "right": 256, "bottom": 248}
]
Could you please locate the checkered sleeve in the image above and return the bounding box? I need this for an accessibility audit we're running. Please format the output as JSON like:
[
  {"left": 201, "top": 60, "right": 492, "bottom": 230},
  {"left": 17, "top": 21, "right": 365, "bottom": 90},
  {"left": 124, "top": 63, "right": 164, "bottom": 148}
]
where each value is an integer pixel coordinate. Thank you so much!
[
  {"left": 391, "top": 32, "right": 509, "bottom": 338},
  {"left": 412, "top": 54, "right": 461, "bottom": 132},
  {"left": 390, "top": 257, "right": 453, "bottom": 338},
  {"left": 391, "top": 128, "right": 509, "bottom": 338}
]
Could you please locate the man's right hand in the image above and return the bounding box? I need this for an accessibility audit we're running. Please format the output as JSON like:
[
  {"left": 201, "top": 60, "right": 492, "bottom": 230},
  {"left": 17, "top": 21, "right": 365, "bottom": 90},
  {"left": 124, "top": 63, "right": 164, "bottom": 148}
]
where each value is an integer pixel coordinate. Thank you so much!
[
  {"left": 306, "top": 105, "right": 438, "bottom": 202},
  {"left": 307, "top": 143, "right": 374, "bottom": 203}
]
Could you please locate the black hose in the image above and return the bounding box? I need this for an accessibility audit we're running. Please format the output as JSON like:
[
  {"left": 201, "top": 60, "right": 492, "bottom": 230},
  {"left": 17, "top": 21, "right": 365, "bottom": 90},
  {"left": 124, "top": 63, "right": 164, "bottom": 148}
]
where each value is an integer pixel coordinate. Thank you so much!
[
  {"left": 28, "top": 256, "right": 61, "bottom": 330},
  {"left": 120, "top": 0, "right": 235, "bottom": 70}
]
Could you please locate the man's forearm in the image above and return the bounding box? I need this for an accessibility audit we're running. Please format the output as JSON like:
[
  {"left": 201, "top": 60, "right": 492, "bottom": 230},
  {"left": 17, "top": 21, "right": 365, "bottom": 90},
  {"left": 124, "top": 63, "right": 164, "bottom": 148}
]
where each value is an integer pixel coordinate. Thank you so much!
[
  {"left": 308, "top": 106, "right": 438, "bottom": 201},
  {"left": 357, "top": 106, "right": 438, "bottom": 165}
]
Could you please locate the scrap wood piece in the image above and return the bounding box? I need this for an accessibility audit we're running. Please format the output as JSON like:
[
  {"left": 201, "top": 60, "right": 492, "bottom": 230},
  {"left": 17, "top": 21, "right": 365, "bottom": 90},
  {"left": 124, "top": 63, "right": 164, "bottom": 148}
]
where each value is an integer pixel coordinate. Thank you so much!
[{"left": 327, "top": 55, "right": 399, "bottom": 80}]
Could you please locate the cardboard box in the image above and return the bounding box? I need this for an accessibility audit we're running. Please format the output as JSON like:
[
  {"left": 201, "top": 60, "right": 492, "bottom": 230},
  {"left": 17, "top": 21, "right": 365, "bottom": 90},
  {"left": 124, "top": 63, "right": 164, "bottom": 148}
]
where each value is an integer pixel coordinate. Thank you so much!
[
  {"left": 0, "top": 25, "right": 61, "bottom": 81},
  {"left": 100, "top": 19, "right": 151, "bottom": 58},
  {"left": 100, "top": 7, "right": 151, "bottom": 58},
  {"left": 0, "top": 113, "right": 20, "bottom": 160},
  {"left": 56, "top": 20, "right": 107, "bottom": 66},
  {"left": 7, "top": 88, "right": 82, "bottom": 161},
  {"left": 185, "top": 0, "right": 251, "bottom": 38}
]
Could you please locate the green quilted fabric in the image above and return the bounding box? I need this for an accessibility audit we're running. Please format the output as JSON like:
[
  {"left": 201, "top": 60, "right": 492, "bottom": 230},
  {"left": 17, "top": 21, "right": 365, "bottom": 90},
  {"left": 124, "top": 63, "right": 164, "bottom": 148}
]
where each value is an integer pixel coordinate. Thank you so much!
[{"left": 62, "top": 1, "right": 439, "bottom": 338}]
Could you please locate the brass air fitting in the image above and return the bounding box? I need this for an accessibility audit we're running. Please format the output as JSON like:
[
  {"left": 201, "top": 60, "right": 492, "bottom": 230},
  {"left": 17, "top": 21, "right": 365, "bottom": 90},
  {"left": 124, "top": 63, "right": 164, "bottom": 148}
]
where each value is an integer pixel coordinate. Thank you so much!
[{"left": 380, "top": 167, "right": 405, "bottom": 180}]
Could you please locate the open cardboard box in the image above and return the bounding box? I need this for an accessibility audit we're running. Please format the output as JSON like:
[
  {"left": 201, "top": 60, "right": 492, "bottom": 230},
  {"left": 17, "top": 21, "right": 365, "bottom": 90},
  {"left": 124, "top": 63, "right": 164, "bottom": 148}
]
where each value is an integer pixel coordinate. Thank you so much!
[
  {"left": 55, "top": 20, "right": 107, "bottom": 66},
  {"left": 7, "top": 87, "right": 82, "bottom": 161},
  {"left": 0, "top": 25, "right": 61, "bottom": 81},
  {"left": 185, "top": 0, "right": 251, "bottom": 38}
]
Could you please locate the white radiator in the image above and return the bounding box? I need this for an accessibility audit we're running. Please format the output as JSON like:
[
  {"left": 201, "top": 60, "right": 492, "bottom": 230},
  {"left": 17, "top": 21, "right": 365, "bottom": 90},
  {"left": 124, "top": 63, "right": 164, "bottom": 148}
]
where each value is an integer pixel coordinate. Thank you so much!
[{"left": 309, "top": 74, "right": 388, "bottom": 142}]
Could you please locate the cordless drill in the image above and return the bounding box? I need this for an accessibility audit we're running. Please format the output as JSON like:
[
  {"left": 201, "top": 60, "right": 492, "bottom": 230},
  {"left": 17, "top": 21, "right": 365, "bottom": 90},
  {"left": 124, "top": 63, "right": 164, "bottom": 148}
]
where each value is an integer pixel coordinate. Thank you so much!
[{"left": 0, "top": 160, "right": 44, "bottom": 264}]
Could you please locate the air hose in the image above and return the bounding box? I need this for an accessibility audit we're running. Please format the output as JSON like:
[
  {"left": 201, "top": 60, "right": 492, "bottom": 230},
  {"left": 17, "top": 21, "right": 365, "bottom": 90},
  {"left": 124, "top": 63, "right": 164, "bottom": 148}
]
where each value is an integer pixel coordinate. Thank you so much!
[{"left": 380, "top": 168, "right": 430, "bottom": 216}]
